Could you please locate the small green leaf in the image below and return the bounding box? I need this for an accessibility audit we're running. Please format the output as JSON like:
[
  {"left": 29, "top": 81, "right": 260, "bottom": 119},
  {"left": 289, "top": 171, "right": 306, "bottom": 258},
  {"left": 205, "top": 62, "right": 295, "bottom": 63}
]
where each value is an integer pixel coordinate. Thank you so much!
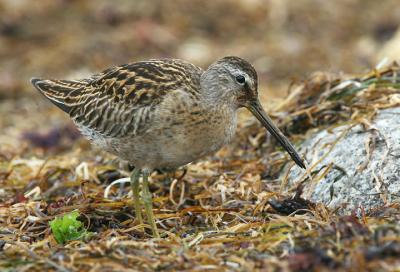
[{"left": 49, "top": 210, "right": 92, "bottom": 244}]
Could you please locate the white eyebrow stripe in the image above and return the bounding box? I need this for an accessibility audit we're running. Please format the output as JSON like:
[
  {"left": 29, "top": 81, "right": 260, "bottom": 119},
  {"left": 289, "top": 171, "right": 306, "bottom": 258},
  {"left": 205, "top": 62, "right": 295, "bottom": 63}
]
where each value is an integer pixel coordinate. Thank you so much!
[{"left": 246, "top": 75, "right": 255, "bottom": 89}]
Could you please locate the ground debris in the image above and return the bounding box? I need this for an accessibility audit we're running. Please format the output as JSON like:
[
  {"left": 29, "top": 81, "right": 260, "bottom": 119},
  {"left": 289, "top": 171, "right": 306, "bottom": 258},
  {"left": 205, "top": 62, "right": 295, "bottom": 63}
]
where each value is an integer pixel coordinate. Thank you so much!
[
  {"left": 268, "top": 185, "right": 316, "bottom": 215},
  {"left": 2, "top": 63, "right": 400, "bottom": 271},
  {"left": 2, "top": 1, "right": 400, "bottom": 270}
]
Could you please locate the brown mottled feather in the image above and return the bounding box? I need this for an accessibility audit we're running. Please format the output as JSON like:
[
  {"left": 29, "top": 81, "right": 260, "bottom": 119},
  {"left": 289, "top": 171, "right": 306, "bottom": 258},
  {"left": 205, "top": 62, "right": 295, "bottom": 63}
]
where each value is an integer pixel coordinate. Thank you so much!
[{"left": 32, "top": 59, "right": 203, "bottom": 137}]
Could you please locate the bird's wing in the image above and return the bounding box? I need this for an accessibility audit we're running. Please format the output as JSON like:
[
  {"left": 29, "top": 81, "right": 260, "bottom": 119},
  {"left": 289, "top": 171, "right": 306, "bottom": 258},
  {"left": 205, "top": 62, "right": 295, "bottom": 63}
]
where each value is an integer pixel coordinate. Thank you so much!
[{"left": 31, "top": 59, "right": 203, "bottom": 137}]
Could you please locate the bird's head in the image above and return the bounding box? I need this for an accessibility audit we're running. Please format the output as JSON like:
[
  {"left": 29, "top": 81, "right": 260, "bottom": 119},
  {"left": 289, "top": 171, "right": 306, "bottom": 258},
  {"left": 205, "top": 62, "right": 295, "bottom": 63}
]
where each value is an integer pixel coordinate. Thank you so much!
[
  {"left": 201, "top": 56, "right": 305, "bottom": 169},
  {"left": 201, "top": 56, "right": 258, "bottom": 106}
]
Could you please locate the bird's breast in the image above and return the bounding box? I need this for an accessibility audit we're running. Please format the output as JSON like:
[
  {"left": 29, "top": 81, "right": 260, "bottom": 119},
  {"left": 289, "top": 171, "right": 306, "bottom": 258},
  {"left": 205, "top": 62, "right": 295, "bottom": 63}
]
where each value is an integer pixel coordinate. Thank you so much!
[
  {"left": 181, "top": 106, "right": 237, "bottom": 156},
  {"left": 142, "top": 102, "right": 237, "bottom": 168}
]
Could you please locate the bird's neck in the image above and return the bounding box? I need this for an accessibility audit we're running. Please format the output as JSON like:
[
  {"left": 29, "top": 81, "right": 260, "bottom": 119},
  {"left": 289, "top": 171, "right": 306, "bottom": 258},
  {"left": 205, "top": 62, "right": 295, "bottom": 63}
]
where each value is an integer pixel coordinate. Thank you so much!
[
  {"left": 199, "top": 89, "right": 237, "bottom": 114},
  {"left": 200, "top": 73, "right": 237, "bottom": 111}
]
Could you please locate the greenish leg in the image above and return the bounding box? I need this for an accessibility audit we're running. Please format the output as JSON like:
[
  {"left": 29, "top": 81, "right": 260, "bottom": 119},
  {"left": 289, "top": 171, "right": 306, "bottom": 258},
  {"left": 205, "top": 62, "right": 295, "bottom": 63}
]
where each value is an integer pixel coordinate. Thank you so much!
[
  {"left": 130, "top": 168, "right": 143, "bottom": 225},
  {"left": 142, "top": 169, "right": 160, "bottom": 238}
]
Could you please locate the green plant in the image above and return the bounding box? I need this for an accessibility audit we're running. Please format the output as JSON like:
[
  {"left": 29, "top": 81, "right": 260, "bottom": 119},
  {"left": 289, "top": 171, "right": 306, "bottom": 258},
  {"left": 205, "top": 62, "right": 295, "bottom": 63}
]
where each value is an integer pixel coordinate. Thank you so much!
[{"left": 49, "top": 210, "right": 92, "bottom": 244}]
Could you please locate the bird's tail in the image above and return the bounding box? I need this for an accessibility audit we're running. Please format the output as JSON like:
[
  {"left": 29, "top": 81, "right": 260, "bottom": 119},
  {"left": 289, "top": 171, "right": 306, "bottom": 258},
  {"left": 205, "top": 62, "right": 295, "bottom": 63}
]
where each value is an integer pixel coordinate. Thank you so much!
[{"left": 31, "top": 78, "right": 86, "bottom": 113}]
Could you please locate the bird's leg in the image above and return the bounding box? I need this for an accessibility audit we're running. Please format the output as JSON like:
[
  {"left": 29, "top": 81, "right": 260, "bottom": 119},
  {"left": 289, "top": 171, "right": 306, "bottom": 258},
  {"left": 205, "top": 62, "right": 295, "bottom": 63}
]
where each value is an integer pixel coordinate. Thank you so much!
[
  {"left": 130, "top": 168, "right": 143, "bottom": 225},
  {"left": 141, "top": 169, "right": 160, "bottom": 238}
]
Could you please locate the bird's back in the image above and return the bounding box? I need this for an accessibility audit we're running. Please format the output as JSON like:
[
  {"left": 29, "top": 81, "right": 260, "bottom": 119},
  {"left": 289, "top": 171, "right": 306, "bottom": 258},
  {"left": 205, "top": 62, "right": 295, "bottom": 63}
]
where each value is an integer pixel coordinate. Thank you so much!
[{"left": 31, "top": 59, "right": 204, "bottom": 139}]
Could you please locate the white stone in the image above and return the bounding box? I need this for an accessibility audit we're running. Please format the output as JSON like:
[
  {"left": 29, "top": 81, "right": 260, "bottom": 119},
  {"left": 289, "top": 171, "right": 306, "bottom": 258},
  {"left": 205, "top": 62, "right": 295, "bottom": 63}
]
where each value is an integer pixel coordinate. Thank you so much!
[{"left": 288, "top": 107, "right": 400, "bottom": 212}]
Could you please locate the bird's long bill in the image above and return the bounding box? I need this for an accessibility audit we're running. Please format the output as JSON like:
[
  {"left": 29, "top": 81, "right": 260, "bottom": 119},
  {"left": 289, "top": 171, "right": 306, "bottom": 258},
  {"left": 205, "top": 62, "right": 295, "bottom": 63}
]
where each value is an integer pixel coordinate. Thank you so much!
[{"left": 246, "top": 100, "right": 306, "bottom": 169}]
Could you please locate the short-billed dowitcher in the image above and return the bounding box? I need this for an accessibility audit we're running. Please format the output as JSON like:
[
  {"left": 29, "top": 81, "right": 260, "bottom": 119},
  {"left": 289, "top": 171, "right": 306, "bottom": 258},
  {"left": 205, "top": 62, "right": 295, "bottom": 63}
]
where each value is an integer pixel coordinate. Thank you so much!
[{"left": 31, "top": 56, "right": 305, "bottom": 237}]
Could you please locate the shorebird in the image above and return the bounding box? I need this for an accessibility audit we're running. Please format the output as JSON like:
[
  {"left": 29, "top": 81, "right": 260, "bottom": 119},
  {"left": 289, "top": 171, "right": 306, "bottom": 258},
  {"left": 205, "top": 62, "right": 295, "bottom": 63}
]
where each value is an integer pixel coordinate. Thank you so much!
[{"left": 31, "top": 56, "right": 305, "bottom": 237}]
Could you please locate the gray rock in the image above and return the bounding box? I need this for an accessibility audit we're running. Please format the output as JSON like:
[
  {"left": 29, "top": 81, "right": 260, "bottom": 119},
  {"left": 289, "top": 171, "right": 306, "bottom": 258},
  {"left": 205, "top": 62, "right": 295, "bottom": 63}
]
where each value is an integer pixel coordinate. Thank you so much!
[{"left": 288, "top": 107, "right": 400, "bottom": 213}]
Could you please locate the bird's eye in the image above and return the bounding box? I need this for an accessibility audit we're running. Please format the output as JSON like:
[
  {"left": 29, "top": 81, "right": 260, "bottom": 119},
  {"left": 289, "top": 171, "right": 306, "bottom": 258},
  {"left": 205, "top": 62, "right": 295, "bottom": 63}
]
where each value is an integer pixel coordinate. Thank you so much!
[{"left": 235, "top": 75, "right": 246, "bottom": 85}]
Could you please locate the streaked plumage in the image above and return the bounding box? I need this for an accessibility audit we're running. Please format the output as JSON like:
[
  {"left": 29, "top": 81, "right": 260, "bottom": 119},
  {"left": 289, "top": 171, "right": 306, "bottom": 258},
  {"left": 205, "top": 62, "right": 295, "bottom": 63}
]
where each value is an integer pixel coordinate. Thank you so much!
[{"left": 32, "top": 56, "right": 305, "bottom": 237}]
